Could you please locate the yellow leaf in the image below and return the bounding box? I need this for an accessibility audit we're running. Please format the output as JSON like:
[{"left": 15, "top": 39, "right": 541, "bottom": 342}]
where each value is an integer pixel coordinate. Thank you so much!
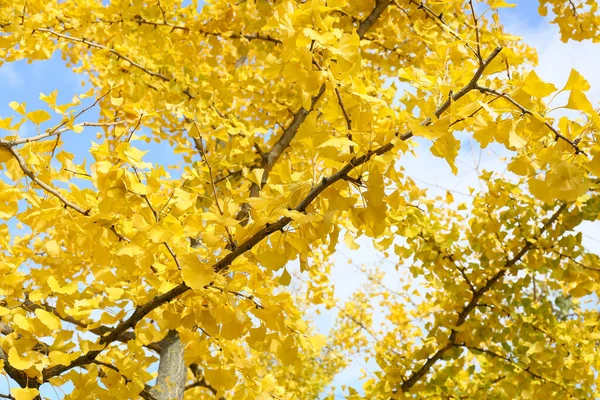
[
  {"left": 508, "top": 124, "right": 527, "bottom": 149},
  {"left": 49, "top": 350, "right": 78, "bottom": 366},
  {"left": 547, "top": 160, "right": 583, "bottom": 191},
  {"left": 344, "top": 232, "right": 360, "bottom": 250},
  {"left": 282, "top": 209, "right": 319, "bottom": 223},
  {"left": 9, "top": 101, "right": 26, "bottom": 115},
  {"left": 587, "top": 153, "right": 600, "bottom": 176},
  {"left": 410, "top": 117, "right": 450, "bottom": 140},
  {"left": 248, "top": 168, "right": 265, "bottom": 186},
  {"left": 106, "top": 287, "right": 124, "bottom": 301},
  {"left": 566, "top": 90, "right": 593, "bottom": 113},
  {"left": 123, "top": 146, "right": 149, "bottom": 164},
  {"left": 110, "top": 96, "right": 124, "bottom": 106},
  {"left": 310, "top": 334, "right": 327, "bottom": 351},
  {"left": 490, "top": 0, "right": 516, "bottom": 8},
  {"left": 27, "top": 109, "right": 51, "bottom": 124},
  {"left": 522, "top": 70, "right": 556, "bottom": 98},
  {"left": 116, "top": 243, "right": 145, "bottom": 257},
  {"left": 430, "top": 134, "right": 460, "bottom": 174},
  {"left": 260, "top": 373, "right": 278, "bottom": 393},
  {"left": 278, "top": 268, "right": 291, "bottom": 286},
  {"left": 13, "top": 314, "right": 35, "bottom": 333},
  {"left": 0, "top": 116, "right": 13, "bottom": 129},
  {"left": 8, "top": 347, "right": 37, "bottom": 370},
  {"left": 508, "top": 155, "right": 536, "bottom": 176},
  {"left": 181, "top": 254, "right": 216, "bottom": 291},
  {"left": 48, "top": 276, "right": 78, "bottom": 295},
  {"left": 173, "top": 188, "right": 196, "bottom": 211},
  {"left": 35, "top": 309, "right": 61, "bottom": 330},
  {"left": 318, "top": 137, "right": 358, "bottom": 149},
  {"left": 45, "top": 239, "right": 61, "bottom": 257},
  {"left": 562, "top": 69, "right": 590, "bottom": 92},
  {"left": 11, "top": 388, "right": 39, "bottom": 400}
]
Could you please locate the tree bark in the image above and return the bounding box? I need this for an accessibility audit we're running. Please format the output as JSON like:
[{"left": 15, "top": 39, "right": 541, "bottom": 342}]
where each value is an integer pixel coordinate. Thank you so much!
[{"left": 146, "top": 330, "right": 186, "bottom": 400}]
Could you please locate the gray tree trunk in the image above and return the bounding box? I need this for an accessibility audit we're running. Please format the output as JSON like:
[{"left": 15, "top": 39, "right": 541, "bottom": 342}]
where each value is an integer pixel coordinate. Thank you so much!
[{"left": 145, "top": 330, "right": 186, "bottom": 400}]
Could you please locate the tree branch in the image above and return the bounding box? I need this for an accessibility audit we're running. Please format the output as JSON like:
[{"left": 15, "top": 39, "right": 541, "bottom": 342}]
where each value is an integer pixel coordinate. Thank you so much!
[
  {"left": 235, "top": 0, "right": 393, "bottom": 223},
  {"left": 0, "top": 143, "right": 90, "bottom": 215},
  {"left": 399, "top": 203, "right": 567, "bottom": 392},
  {"left": 144, "top": 330, "right": 186, "bottom": 400},
  {"left": 34, "top": 28, "right": 170, "bottom": 81},
  {"left": 459, "top": 344, "right": 575, "bottom": 396},
  {"left": 41, "top": 42, "right": 503, "bottom": 382},
  {"left": 475, "top": 85, "right": 585, "bottom": 155}
]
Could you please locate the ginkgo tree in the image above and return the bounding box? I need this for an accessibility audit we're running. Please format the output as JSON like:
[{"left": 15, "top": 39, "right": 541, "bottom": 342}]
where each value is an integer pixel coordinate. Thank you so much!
[{"left": 0, "top": 0, "right": 599, "bottom": 399}]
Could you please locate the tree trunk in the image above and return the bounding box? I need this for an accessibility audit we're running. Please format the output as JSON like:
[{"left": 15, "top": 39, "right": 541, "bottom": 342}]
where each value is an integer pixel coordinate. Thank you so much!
[{"left": 146, "top": 330, "right": 186, "bottom": 400}]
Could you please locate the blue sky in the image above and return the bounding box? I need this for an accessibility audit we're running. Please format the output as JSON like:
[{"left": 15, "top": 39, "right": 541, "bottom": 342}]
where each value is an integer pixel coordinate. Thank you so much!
[{"left": 1, "top": 1, "right": 600, "bottom": 399}]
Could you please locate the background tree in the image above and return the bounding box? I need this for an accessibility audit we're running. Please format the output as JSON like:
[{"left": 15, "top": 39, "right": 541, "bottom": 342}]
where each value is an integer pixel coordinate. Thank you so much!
[{"left": 0, "top": 0, "right": 599, "bottom": 399}]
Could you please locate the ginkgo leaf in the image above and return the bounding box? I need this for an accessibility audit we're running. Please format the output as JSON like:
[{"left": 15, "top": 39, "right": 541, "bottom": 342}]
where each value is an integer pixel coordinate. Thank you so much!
[
  {"left": 116, "top": 243, "right": 145, "bottom": 257},
  {"left": 562, "top": 68, "right": 591, "bottom": 92},
  {"left": 248, "top": 168, "right": 265, "bottom": 186},
  {"left": 566, "top": 89, "right": 593, "bottom": 113},
  {"left": 318, "top": 137, "right": 357, "bottom": 149},
  {"left": 490, "top": 0, "right": 516, "bottom": 7},
  {"left": 278, "top": 268, "right": 291, "bottom": 286},
  {"left": 309, "top": 334, "right": 327, "bottom": 351},
  {"left": 27, "top": 109, "right": 51, "bottom": 124},
  {"left": 35, "top": 309, "right": 61, "bottom": 330},
  {"left": 45, "top": 239, "right": 61, "bottom": 257},
  {"left": 547, "top": 160, "right": 584, "bottom": 191},
  {"left": 9, "top": 101, "right": 26, "bottom": 115},
  {"left": 522, "top": 70, "right": 557, "bottom": 98},
  {"left": 430, "top": 134, "right": 460, "bottom": 174},
  {"left": 48, "top": 276, "right": 78, "bottom": 295},
  {"left": 8, "top": 347, "right": 37, "bottom": 370},
  {"left": 587, "top": 154, "right": 600, "bottom": 176},
  {"left": 49, "top": 351, "right": 78, "bottom": 366},
  {"left": 110, "top": 96, "right": 124, "bottom": 106},
  {"left": 11, "top": 388, "right": 39, "bottom": 400},
  {"left": 181, "top": 255, "right": 216, "bottom": 291}
]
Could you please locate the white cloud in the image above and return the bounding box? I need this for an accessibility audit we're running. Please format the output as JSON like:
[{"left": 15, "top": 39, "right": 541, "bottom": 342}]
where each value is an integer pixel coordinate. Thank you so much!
[{"left": 0, "top": 63, "right": 24, "bottom": 88}]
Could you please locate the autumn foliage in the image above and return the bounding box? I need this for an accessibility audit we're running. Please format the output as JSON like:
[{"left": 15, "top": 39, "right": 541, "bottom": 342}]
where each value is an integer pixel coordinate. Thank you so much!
[{"left": 0, "top": 0, "right": 600, "bottom": 399}]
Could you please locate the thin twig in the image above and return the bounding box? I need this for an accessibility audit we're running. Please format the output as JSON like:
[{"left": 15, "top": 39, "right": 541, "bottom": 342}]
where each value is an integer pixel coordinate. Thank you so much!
[
  {"left": 34, "top": 28, "right": 170, "bottom": 81},
  {"left": 334, "top": 87, "right": 354, "bottom": 153},
  {"left": 11, "top": 120, "right": 123, "bottom": 145},
  {"left": 468, "top": 0, "right": 482, "bottom": 64},
  {"left": 399, "top": 203, "right": 567, "bottom": 391},
  {"left": 192, "top": 131, "right": 236, "bottom": 248},
  {"left": 0, "top": 144, "right": 90, "bottom": 215},
  {"left": 475, "top": 85, "right": 586, "bottom": 155}
]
